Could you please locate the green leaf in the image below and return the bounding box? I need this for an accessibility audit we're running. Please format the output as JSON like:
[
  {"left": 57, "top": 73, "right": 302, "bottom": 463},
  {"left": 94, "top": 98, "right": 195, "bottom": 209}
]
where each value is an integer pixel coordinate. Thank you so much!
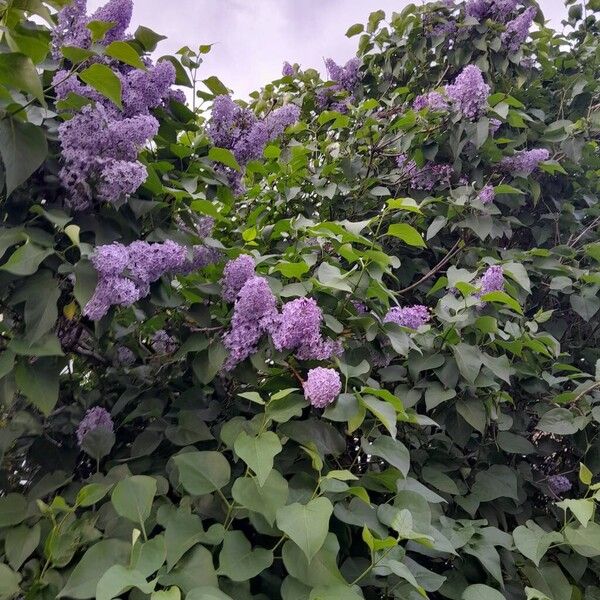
[
  {"left": 472, "top": 465, "right": 518, "bottom": 502},
  {"left": 231, "top": 469, "right": 288, "bottom": 526},
  {"left": 537, "top": 408, "right": 578, "bottom": 435},
  {"left": 203, "top": 75, "right": 229, "bottom": 96},
  {"left": 570, "top": 294, "right": 600, "bottom": 321},
  {"left": 187, "top": 588, "right": 233, "bottom": 600},
  {"left": 456, "top": 398, "right": 486, "bottom": 433},
  {"left": 0, "top": 52, "right": 44, "bottom": 102},
  {"left": 15, "top": 358, "right": 64, "bottom": 415},
  {"left": 1, "top": 242, "right": 52, "bottom": 276},
  {"left": 386, "top": 223, "right": 426, "bottom": 247},
  {"left": 579, "top": 462, "right": 593, "bottom": 486},
  {"left": 58, "top": 539, "right": 130, "bottom": 598},
  {"left": 234, "top": 431, "right": 282, "bottom": 486},
  {"left": 556, "top": 498, "right": 595, "bottom": 527},
  {"left": 310, "top": 585, "right": 365, "bottom": 600},
  {"left": 345, "top": 23, "right": 364, "bottom": 37},
  {"left": 463, "top": 585, "right": 506, "bottom": 600},
  {"left": 173, "top": 451, "right": 231, "bottom": 496},
  {"left": 151, "top": 588, "right": 181, "bottom": 600},
  {"left": 453, "top": 343, "right": 483, "bottom": 384},
  {"left": 360, "top": 395, "right": 397, "bottom": 438},
  {"left": 61, "top": 45, "right": 96, "bottom": 63},
  {"left": 0, "top": 494, "right": 27, "bottom": 527},
  {"left": 105, "top": 41, "right": 146, "bottom": 69},
  {"left": 217, "top": 531, "right": 273, "bottom": 582},
  {"left": 276, "top": 498, "right": 334, "bottom": 562},
  {"left": 513, "top": 521, "right": 562, "bottom": 566},
  {"left": 86, "top": 20, "right": 115, "bottom": 42},
  {"left": 134, "top": 26, "right": 167, "bottom": 52},
  {"left": 111, "top": 475, "right": 157, "bottom": 525},
  {"left": 0, "top": 564, "right": 21, "bottom": 600},
  {"left": 96, "top": 565, "right": 155, "bottom": 600},
  {"left": 481, "top": 291, "right": 524, "bottom": 315},
  {"left": 5, "top": 523, "right": 41, "bottom": 570},
  {"left": 0, "top": 118, "right": 48, "bottom": 196},
  {"left": 208, "top": 147, "right": 241, "bottom": 171},
  {"left": 76, "top": 483, "right": 111, "bottom": 508},
  {"left": 162, "top": 509, "right": 209, "bottom": 571},
  {"left": 362, "top": 435, "right": 409, "bottom": 477},
  {"left": 158, "top": 545, "right": 218, "bottom": 592},
  {"left": 20, "top": 270, "right": 60, "bottom": 344},
  {"left": 79, "top": 63, "right": 122, "bottom": 108}
]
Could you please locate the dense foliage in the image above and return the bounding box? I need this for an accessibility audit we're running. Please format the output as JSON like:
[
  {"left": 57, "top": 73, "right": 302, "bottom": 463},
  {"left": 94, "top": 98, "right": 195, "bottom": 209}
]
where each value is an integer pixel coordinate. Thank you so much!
[{"left": 1, "top": 0, "right": 600, "bottom": 598}]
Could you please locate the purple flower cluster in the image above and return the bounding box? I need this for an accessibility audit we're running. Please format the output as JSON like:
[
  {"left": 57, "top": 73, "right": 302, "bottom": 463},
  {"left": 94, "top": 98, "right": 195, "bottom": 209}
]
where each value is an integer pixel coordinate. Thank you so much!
[
  {"left": 282, "top": 61, "right": 295, "bottom": 77},
  {"left": 152, "top": 330, "right": 178, "bottom": 354},
  {"left": 445, "top": 65, "right": 490, "bottom": 120},
  {"left": 396, "top": 154, "right": 454, "bottom": 191},
  {"left": 548, "top": 474, "right": 572, "bottom": 496},
  {"left": 413, "top": 91, "right": 449, "bottom": 112},
  {"left": 116, "top": 345, "right": 135, "bottom": 366},
  {"left": 478, "top": 265, "right": 504, "bottom": 295},
  {"left": 221, "top": 254, "right": 256, "bottom": 302},
  {"left": 52, "top": 1, "right": 176, "bottom": 210},
  {"left": 500, "top": 148, "right": 549, "bottom": 175},
  {"left": 316, "top": 57, "right": 361, "bottom": 112},
  {"left": 502, "top": 7, "right": 536, "bottom": 53},
  {"left": 272, "top": 297, "right": 342, "bottom": 361},
  {"left": 490, "top": 118, "right": 502, "bottom": 135},
  {"left": 77, "top": 406, "right": 114, "bottom": 447},
  {"left": 84, "top": 239, "right": 218, "bottom": 320},
  {"left": 465, "top": 0, "right": 519, "bottom": 22},
  {"left": 384, "top": 305, "right": 431, "bottom": 329},
  {"left": 207, "top": 96, "right": 300, "bottom": 194},
  {"left": 303, "top": 367, "right": 342, "bottom": 409},
  {"left": 479, "top": 185, "right": 495, "bottom": 205},
  {"left": 223, "top": 276, "right": 279, "bottom": 370}
]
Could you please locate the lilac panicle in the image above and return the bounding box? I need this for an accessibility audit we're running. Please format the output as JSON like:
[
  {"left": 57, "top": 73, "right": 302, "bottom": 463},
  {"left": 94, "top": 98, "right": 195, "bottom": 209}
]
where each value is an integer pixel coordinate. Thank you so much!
[
  {"left": 479, "top": 185, "right": 495, "bottom": 205},
  {"left": 116, "top": 346, "right": 135, "bottom": 366},
  {"left": 499, "top": 148, "right": 549, "bottom": 175},
  {"left": 223, "top": 276, "right": 278, "bottom": 370},
  {"left": 384, "top": 305, "right": 431, "bottom": 329},
  {"left": 282, "top": 61, "right": 294, "bottom": 76},
  {"left": 152, "top": 330, "right": 178, "bottom": 354},
  {"left": 445, "top": 65, "right": 490, "bottom": 120},
  {"left": 396, "top": 154, "right": 453, "bottom": 191},
  {"left": 77, "top": 406, "right": 114, "bottom": 447},
  {"left": 272, "top": 297, "right": 342, "bottom": 361},
  {"left": 413, "top": 91, "right": 449, "bottom": 111},
  {"left": 221, "top": 255, "right": 256, "bottom": 302},
  {"left": 303, "top": 367, "right": 342, "bottom": 409},
  {"left": 52, "top": 0, "right": 90, "bottom": 57},
  {"left": 466, "top": 0, "right": 519, "bottom": 22},
  {"left": 478, "top": 265, "right": 504, "bottom": 295},
  {"left": 548, "top": 474, "right": 572, "bottom": 496},
  {"left": 502, "top": 7, "right": 536, "bottom": 53},
  {"left": 89, "top": 0, "right": 133, "bottom": 43}
]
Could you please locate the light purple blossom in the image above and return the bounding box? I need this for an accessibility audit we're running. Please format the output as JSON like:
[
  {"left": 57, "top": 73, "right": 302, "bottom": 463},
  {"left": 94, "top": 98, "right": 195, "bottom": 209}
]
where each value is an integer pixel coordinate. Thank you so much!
[
  {"left": 272, "top": 297, "right": 342, "bottom": 361},
  {"left": 152, "top": 330, "right": 178, "bottom": 354},
  {"left": 352, "top": 300, "right": 368, "bottom": 315},
  {"left": 384, "top": 305, "right": 431, "bottom": 329},
  {"left": 303, "top": 367, "right": 342, "bottom": 409},
  {"left": 478, "top": 265, "right": 504, "bottom": 295},
  {"left": 479, "top": 185, "right": 495, "bottom": 204},
  {"left": 396, "top": 154, "right": 454, "bottom": 191},
  {"left": 465, "top": 0, "right": 519, "bottom": 22},
  {"left": 77, "top": 407, "right": 114, "bottom": 447},
  {"left": 223, "top": 276, "right": 279, "bottom": 370},
  {"left": 445, "top": 65, "right": 490, "bottom": 120},
  {"left": 490, "top": 118, "right": 502, "bottom": 135},
  {"left": 221, "top": 255, "right": 256, "bottom": 302},
  {"left": 499, "top": 148, "right": 549, "bottom": 175},
  {"left": 325, "top": 57, "right": 361, "bottom": 91},
  {"left": 51, "top": 0, "right": 90, "bottom": 57},
  {"left": 502, "top": 7, "right": 537, "bottom": 54},
  {"left": 413, "top": 91, "right": 449, "bottom": 111},
  {"left": 116, "top": 346, "right": 135, "bottom": 366}
]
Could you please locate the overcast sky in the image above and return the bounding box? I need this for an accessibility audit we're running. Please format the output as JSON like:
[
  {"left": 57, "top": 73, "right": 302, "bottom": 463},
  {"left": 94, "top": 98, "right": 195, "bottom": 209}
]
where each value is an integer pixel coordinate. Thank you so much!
[{"left": 89, "top": 0, "right": 566, "bottom": 99}]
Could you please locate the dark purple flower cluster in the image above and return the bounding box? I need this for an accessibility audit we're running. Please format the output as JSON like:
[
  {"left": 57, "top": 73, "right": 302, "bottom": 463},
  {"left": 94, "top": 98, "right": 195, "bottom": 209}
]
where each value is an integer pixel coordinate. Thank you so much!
[
  {"left": 413, "top": 91, "right": 449, "bottom": 112},
  {"left": 465, "top": 0, "right": 519, "bottom": 22},
  {"left": 152, "top": 330, "right": 178, "bottom": 354},
  {"left": 502, "top": 7, "right": 537, "bottom": 54},
  {"left": 272, "top": 297, "right": 343, "bottom": 361},
  {"left": 52, "top": 1, "right": 176, "bottom": 210},
  {"left": 77, "top": 406, "right": 114, "bottom": 447},
  {"left": 396, "top": 154, "right": 454, "bottom": 191},
  {"left": 84, "top": 239, "right": 218, "bottom": 320},
  {"left": 384, "top": 305, "right": 431, "bottom": 329},
  {"left": 500, "top": 148, "right": 549, "bottom": 175},
  {"left": 548, "top": 474, "right": 572, "bottom": 496},
  {"left": 116, "top": 345, "right": 135, "bottom": 366},
  {"left": 223, "top": 276, "right": 279, "bottom": 370},
  {"left": 445, "top": 65, "right": 490, "bottom": 120},
  {"left": 316, "top": 57, "right": 361, "bottom": 112},
  {"left": 207, "top": 96, "right": 300, "bottom": 194},
  {"left": 303, "top": 367, "right": 342, "bottom": 408}
]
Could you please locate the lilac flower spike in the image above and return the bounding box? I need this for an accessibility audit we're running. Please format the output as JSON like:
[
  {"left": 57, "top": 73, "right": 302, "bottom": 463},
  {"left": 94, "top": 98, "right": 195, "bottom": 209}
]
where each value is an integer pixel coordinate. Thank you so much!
[
  {"left": 500, "top": 148, "right": 549, "bottom": 175},
  {"left": 282, "top": 61, "right": 294, "bottom": 77},
  {"left": 77, "top": 407, "right": 114, "bottom": 447},
  {"left": 445, "top": 65, "right": 490, "bottom": 120},
  {"left": 221, "top": 255, "right": 256, "bottom": 303},
  {"left": 152, "top": 330, "right": 178, "bottom": 354},
  {"left": 303, "top": 367, "right": 342, "bottom": 409},
  {"left": 413, "top": 91, "right": 449, "bottom": 112},
  {"left": 502, "top": 6, "right": 536, "bottom": 53},
  {"left": 478, "top": 265, "right": 504, "bottom": 295},
  {"left": 396, "top": 154, "right": 454, "bottom": 191},
  {"left": 384, "top": 305, "right": 431, "bottom": 329},
  {"left": 548, "top": 474, "right": 572, "bottom": 496},
  {"left": 89, "top": 0, "right": 133, "bottom": 43},
  {"left": 479, "top": 185, "right": 496, "bottom": 205}
]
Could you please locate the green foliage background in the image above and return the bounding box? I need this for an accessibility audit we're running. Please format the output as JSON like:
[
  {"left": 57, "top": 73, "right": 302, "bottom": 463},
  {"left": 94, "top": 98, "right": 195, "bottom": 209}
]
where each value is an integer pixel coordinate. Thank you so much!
[{"left": 0, "top": 1, "right": 600, "bottom": 599}]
